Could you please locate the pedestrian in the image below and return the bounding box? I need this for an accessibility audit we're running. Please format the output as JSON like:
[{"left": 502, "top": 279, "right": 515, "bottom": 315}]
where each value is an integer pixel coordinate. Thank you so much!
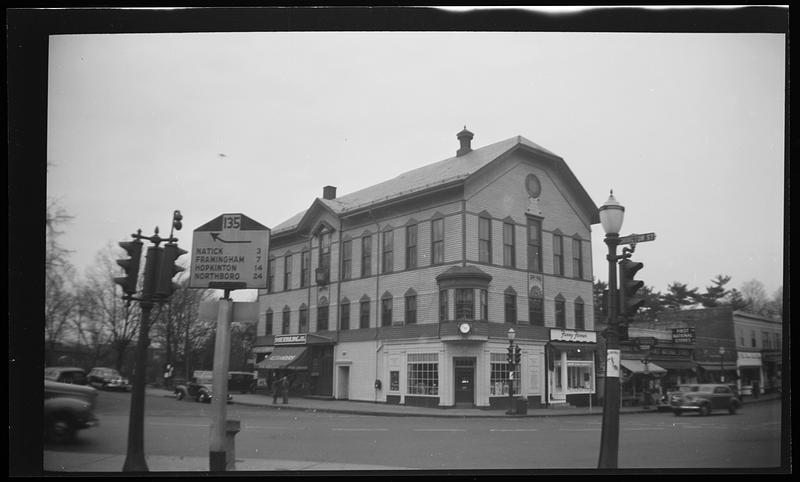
[
  {"left": 272, "top": 373, "right": 281, "bottom": 404},
  {"left": 280, "top": 375, "right": 290, "bottom": 404}
]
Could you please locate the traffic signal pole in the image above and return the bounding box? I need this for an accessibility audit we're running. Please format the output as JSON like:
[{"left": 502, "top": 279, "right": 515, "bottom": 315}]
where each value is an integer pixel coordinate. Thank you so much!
[
  {"left": 598, "top": 233, "right": 621, "bottom": 469},
  {"left": 122, "top": 245, "right": 161, "bottom": 472}
]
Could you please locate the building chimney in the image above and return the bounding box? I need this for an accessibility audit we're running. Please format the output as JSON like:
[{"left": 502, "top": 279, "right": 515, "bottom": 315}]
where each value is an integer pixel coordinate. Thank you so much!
[
  {"left": 456, "top": 127, "right": 474, "bottom": 156},
  {"left": 323, "top": 185, "right": 337, "bottom": 200}
]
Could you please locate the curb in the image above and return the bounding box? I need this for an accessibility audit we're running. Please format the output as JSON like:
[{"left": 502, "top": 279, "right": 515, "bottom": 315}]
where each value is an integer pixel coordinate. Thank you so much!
[{"left": 153, "top": 389, "right": 780, "bottom": 419}]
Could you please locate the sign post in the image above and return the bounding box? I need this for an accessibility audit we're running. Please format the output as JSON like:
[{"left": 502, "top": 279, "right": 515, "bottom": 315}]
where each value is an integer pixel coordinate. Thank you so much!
[{"left": 192, "top": 213, "right": 268, "bottom": 472}]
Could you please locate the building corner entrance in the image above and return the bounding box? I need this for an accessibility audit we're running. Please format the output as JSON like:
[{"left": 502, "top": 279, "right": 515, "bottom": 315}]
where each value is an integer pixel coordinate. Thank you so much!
[{"left": 454, "top": 357, "right": 476, "bottom": 407}]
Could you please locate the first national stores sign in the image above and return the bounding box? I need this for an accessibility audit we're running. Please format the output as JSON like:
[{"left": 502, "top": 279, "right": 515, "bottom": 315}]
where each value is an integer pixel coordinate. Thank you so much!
[{"left": 190, "top": 213, "right": 270, "bottom": 290}]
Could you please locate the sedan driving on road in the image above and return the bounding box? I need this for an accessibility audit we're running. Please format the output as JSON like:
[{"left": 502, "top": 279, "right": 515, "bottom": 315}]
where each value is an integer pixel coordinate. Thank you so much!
[{"left": 670, "top": 383, "right": 741, "bottom": 416}]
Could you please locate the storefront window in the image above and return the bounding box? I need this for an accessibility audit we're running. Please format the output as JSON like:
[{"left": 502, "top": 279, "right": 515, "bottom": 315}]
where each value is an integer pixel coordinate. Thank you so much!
[
  {"left": 567, "top": 363, "right": 593, "bottom": 390},
  {"left": 489, "top": 353, "right": 519, "bottom": 395},
  {"left": 407, "top": 353, "right": 438, "bottom": 395}
]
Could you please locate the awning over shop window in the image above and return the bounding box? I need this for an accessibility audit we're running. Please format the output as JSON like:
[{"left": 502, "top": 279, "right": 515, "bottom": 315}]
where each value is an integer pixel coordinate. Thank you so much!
[
  {"left": 620, "top": 359, "right": 667, "bottom": 375},
  {"left": 651, "top": 359, "right": 697, "bottom": 371},
  {"left": 696, "top": 362, "right": 738, "bottom": 371},
  {"left": 256, "top": 346, "right": 310, "bottom": 370}
]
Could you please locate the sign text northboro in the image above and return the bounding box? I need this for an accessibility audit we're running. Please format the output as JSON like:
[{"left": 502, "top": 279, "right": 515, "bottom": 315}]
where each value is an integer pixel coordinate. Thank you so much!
[{"left": 190, "top": 213, "right": 270, "bottom": 290}]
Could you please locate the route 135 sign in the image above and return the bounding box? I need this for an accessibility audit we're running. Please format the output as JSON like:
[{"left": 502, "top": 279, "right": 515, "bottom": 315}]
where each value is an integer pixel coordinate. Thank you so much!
[{"left": 190, "top": 213, "right": 270, "bottom": 290}]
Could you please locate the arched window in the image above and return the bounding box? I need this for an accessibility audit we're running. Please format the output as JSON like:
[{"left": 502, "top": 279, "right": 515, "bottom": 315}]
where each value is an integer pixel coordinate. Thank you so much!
[
  {"left": 340, "top": 297, "right": 351, "bottom": 331},
  {"left": 529, "top": 286, "right": 544, "bottom": 326},
  {"left": 554, "top": 294, "right": 566, "bottom": 328},
  {"left": 359, "top": 295, "right": 371, "bottom": 329},
  {"left": 282, "top": 306, "right": 291, "bottom": 334},
  {"left": 317, "top": 297, "right": 329, "bottom": 331},
  {"left": 265, "top": 308, "right": 274, "bottom": 335},
  {"left": 405, "top": 288, "right": 417, "bottom": 325},
  {"left": 505, "top": 286, "right": 518, "bottom": 324},
  {"left": 299, "top": 303, "right": 308, "bottom": 333},
  {"left": 381, "top": 292, "right": 393, "bottom": 327},
  {"left": 574, "top": 297, "right": 585, "bottom": 330}
]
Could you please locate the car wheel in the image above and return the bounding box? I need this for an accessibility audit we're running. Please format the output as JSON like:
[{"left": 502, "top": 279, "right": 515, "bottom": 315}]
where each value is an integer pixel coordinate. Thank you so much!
[
  {"left": 729, "top": 403, "right": 738, "bottom": 414},
  {"left": 673, "top": 409, "right": 682, "bottom": 416},
  {"left": 198, "top": 393, "right": 210, "bottom": 403},
  {"left": 102, "top": 383, "right": 109, "bottom": 391},
  {"left": 45, "top": 414, "right": 76, "bottom": 444},
  {"left": 699, "top": 404, "right": 711, "bottom": 416},
  {"left": 175, "top": 390, "right": 185, "bottom": 401}
]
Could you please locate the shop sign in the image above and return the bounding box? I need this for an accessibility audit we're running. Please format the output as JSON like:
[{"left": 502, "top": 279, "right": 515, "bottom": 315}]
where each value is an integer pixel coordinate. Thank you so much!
[
  {"left": 550, "top": 328, "right": 597, "bottom": 343},
  {"left": 737, "top": 351, "right": 762, "bottom": 366},
  {"left": 671, "top": 327, "right": 695, "bottom": 344},
  {"left": 274, "top": 334, "right": 307, "bottom": 345}
]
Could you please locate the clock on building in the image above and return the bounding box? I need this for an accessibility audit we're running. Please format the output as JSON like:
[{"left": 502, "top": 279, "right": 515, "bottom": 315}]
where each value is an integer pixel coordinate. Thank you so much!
[{"left": 459, "top": 322, "right": 472, "bottom": 335}]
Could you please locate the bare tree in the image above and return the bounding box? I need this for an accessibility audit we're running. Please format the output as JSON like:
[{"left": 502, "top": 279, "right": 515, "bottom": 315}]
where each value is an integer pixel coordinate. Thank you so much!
[
  {"left": 80, "top": 242, "right": 141, "bottom": 373},
  {"left": 740, "top": 279, "right": 769, "bottom": 316},
  {"left": 45, "top": 200, "right": 78, "bottom": 364},
  {"left": 149, "top": 278, "right": 216, "bottom": 379}
]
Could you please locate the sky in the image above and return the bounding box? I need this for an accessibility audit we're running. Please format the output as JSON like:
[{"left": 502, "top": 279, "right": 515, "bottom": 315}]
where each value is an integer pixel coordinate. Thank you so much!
[{"left": 46, "top": 20, "right": 786, "bottom": 303}]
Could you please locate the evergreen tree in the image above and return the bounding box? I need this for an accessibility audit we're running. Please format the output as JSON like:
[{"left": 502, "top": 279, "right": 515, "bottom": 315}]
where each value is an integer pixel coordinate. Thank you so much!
[{"left": 661, "top": 282, "right": 700, "bottom": 311}]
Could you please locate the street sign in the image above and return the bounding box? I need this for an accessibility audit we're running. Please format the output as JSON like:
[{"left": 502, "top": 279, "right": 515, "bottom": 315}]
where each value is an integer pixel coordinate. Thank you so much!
[
  {"left": 190, "top": 213, "right": 270, "bottom": 290},
  {"left": 618, "top": 232, "right": 656, "bottom": 245}
]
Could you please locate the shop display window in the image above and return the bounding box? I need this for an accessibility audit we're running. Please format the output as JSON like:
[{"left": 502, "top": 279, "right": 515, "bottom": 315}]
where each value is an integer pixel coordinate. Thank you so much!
[
  {"left": 407, "top": 353, "right": 438, "bottom": 396},
  {"left": 489, "top": 353, "right": 520, "bottom": 395}
]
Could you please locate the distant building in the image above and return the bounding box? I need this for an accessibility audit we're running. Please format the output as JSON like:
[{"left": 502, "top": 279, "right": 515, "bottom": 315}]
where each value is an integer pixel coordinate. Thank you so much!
[
  {"left": 654, "top": 307, "right": 782, "bottom": 396},
  {"left": 253, "top": 129, "right": 600, "bottom": 409}
]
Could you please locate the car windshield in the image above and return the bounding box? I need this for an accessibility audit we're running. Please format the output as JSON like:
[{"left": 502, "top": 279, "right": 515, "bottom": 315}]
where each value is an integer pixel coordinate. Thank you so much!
[{"left": 695, "top": 386, "right": 715, "bottom": 393}]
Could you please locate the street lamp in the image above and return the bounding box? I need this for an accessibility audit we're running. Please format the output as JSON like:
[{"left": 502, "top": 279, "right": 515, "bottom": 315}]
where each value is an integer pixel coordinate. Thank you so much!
[
  {"left": 598, "top": 190, "right": 625, "bottom": 469},
  {"left": 719, "top": 347, "right": 726, "bottom": 383},
  {"left": 507, "top": 328, "right": 516, "bottom": 415}
]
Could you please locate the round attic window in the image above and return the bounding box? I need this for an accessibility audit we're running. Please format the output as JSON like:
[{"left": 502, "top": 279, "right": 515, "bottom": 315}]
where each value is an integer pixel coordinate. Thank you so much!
[{"left": 525, "top": 174, "right": 542, "bottom": 198}]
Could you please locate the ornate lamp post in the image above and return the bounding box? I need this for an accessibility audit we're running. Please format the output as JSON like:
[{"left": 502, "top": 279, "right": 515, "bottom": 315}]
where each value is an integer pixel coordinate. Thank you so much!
[
  {"left": 719, "top": 347, "right": 726, "bottom": 383},
  {"left": 598, "top": 191, "right": 625, "bottom": 469}
]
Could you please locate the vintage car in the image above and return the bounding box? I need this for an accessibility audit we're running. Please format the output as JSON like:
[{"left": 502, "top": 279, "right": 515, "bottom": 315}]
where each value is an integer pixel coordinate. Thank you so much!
[
  {"left": 44, "top": 379, "right": 99, "bottom": 444},
  {"left": 174, "top": 370, "right": 233, "bottom": 403},
  {"left": 228, "top": 371, "right": 257, "bottom": 394},
  {"left": 87, "top": 367, "right": 131, "bottom": 391},
  {"left": 44, "top": 366, "right": 89, "bottom": 385},
  {"left": 657, "top": 384, "right": 696, "bottom": 411},
  {"left": 669, "top": 383, "right": 741, "bottom": 416}
]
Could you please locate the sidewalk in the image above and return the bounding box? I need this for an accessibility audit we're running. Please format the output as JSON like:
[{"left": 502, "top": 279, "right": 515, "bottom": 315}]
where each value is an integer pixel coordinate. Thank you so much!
[
  {"left": 42, "top": 388, "right": 780, "bottom": 473},
  {"left": 146, "top": 386, "right": 781, "bottom": 418}
]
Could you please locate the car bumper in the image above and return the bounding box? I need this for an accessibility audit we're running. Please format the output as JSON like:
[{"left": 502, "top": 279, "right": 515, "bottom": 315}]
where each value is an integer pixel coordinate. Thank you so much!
[{"left": 671, "top": 405, "right": 701, "bottom": 411}]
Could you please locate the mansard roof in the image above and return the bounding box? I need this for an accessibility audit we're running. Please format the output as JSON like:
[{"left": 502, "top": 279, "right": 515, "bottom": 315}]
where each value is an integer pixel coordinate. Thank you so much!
[{"left": 273, "top": 135, "right": 598, "bottom": 235}]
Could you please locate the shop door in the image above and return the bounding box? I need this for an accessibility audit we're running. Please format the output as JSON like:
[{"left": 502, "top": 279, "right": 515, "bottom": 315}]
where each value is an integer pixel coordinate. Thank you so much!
[
  {"left": 313, "top": 348, "right": 333, "bottom": 397},
  {"left": 454, "top": 358, "right": 475, "bottom": 407},
  {"left": 337, "top": 366, "right": 349, "bottom": 400}
]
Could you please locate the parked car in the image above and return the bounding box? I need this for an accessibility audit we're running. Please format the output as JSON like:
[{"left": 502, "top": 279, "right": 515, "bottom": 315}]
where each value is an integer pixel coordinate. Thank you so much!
[
  {"left": 44, "top": 367, "right": 88, "bottom": 385},
  {"left": 87, "top": 367, "right": 131, "bottom": 391},
  {"left": 669, "top": 383, "right": 741, "bottom": 416},
  {"left": 174, "top": 370, "right": 233, "bottom": 404},
  {"left": 44, "top": 379, "right": 99, "bottom": 444},
  {"left": 228, "top": 371, "right": 257, "bottom": 394}
]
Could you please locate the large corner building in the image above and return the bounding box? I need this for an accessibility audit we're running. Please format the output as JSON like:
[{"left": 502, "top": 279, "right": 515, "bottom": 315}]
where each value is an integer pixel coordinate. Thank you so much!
[{"left": 253, "top": 129, "right": 601, "bottom": 410}]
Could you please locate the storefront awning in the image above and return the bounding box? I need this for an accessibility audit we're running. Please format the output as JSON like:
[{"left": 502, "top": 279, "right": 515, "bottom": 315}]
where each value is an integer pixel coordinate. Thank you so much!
[
  {"left": 620, "top": 359, "right": 667, "bottom": 374},
  {"left": 256, "top": 346, "right": 310, "bottom": 370},
  {"left": 696, "top": 362, "right": 738, "bottom": 371},
  {"left": 651, "top": 359, "right": 697, "bottom": 371}
]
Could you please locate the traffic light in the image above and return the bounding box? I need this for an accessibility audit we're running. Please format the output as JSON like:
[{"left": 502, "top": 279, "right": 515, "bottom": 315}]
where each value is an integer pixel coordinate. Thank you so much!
[
  {"left": 618, "top": 258, "right": 645, "bottom": 318},
  {"left": 155, "top": 243, "right": 187, "bottom": 299},
  {"left": 514, "top": 345, "right": 521, "bottom": 365},
  {"left": 507, "top": 344, "right": 514, "bottom": 365},
  {"left": 114, "top": 239, "right": 143, "bottom": 296}
]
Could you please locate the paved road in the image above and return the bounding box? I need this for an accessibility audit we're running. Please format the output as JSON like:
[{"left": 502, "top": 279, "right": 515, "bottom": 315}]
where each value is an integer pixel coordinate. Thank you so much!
[{"left": 43, "top": 390, "right": 783, "bottom": 471}]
